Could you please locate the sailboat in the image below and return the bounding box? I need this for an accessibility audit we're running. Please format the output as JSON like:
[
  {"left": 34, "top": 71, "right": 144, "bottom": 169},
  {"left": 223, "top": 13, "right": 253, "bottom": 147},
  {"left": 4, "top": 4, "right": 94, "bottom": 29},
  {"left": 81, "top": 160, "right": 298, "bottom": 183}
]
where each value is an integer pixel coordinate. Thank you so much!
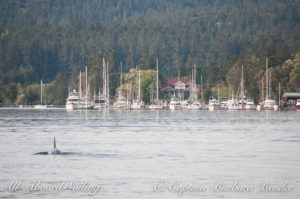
[
  {"left": 78, "top": 66, "right": 94, "bottom": 110},
  {"left": 149, "top": 58, "right": 163, "bottom": 110},
  {"left": 114, "top": 90, "right": 128, "bottom": 109},
  {"left": 95, "top": 58, "right": 110, "bottom": 109},
  {"left": 114, "top": 62, "right": 128, "bottom": 110},
  {"left": 227, "top": 84, "right": 239, "bottom": 110},
  {"left": 34, "top": 80, "right": 47, "bottom": 109},
  {"left": 189, "top": 64, "right": 201, "bottom": 110},
  {"left": 131, "top": 66, "right": 144, "bottom": 110},
  {"left": 227, "top": 65, "right": 255, "bottom": 110},
  {"left": 259, "top": 58, "right": 278, "bottom": 111}
]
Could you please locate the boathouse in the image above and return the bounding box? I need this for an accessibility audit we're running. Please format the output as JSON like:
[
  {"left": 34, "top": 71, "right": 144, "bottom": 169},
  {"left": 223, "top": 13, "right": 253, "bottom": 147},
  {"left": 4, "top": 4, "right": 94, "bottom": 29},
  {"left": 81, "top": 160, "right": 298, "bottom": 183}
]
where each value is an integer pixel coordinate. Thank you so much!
[{"left": 282, "top": 92, "right": 300, "bottom": 109}]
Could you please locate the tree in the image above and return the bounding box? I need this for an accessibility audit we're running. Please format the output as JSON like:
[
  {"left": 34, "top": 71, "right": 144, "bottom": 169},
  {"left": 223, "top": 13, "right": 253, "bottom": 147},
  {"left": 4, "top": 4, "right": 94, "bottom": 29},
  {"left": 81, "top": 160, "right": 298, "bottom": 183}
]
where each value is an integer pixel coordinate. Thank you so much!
[
  {"left": 24, "top": 84, "right": 40, "bottom": 104},
  {"left": 287, "top": 52, "right": 300, "bottom": 92},
  {"left": 5, "top": 83, "right": 18, "bottom": 103},
  {"left": 141, "top": 70, "right": 155, "bottom": 104}
]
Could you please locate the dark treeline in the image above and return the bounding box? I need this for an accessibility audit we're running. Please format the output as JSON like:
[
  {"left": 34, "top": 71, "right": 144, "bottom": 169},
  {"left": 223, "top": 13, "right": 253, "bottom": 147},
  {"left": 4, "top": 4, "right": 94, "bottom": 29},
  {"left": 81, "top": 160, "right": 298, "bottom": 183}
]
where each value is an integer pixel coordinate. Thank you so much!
[{"left": 0, "top": 0, "right": 299, "bottom": 104}]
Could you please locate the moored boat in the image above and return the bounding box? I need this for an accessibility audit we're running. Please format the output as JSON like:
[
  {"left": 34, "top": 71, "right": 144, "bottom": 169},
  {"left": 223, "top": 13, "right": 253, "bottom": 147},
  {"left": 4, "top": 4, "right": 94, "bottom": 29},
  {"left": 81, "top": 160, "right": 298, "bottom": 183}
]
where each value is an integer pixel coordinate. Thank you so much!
[
  {"left": 77, "top": 66, "right": 94, "bottom": 110},
  {"left": 227, "top": 96, "right": 239, "bottom": 110},
  {"left": 149, "top": 59, "right": 163, "bottom": 110},
  {"left": 66, "top": 89, "right": 80, "bottom": 110},
  {"left": 131, "top": 100, "right": 144, "bottom": 110},
  {"left": 189, "top": 101, "right": 202, "bottom": 110},
  {"left": 180, "top": 100, "right": 189, "bottom": 109},
  {"left": 149, "top": 101, "right": 163, "bottom": 110},
  {"left": 34, "top": 80, "right": 47, "bottom": 109},
  {"left": 114, "top": 90, "right": 128, "bottom": 110},
  {"left": 245, "top": 98, "right": 256, "bottom": 110},
  {"left": 131, "top": 66, "right": 144, "bottom": 110},
  {"left": 220, "top": 98, "right": 228, "bottom": 110},
  {"left": 208, "top": 98, "right": 220, "bottom": 111},
  {"left": 169, "top": 93, "right": 182, "bottom": 110}
]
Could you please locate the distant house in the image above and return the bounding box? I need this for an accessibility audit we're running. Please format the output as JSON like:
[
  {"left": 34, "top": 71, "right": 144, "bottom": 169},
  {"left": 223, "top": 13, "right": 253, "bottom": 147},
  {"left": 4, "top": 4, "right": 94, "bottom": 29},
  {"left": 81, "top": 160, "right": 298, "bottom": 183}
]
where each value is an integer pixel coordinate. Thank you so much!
[
  {"left": 161, "top": 78, "right": 200, "bottom": 99},
  {"left": 282, "top": 92, "right": 300, "bottom": 109}
]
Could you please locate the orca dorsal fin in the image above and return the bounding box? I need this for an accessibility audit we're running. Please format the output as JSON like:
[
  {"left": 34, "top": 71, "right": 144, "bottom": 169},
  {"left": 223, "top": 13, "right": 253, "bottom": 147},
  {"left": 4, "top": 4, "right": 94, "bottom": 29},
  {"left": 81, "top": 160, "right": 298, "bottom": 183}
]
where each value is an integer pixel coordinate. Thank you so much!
[{"left": 54, "top": 137, "right": 56, "bottom": 149}]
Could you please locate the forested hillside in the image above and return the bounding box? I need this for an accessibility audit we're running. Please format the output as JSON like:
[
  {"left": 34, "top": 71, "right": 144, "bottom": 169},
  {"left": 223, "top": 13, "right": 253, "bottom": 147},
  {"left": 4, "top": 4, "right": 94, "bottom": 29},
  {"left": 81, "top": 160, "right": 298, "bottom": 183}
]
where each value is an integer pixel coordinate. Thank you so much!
[{"left": 0, "top": 0, "right": 299, "bottom": 104}]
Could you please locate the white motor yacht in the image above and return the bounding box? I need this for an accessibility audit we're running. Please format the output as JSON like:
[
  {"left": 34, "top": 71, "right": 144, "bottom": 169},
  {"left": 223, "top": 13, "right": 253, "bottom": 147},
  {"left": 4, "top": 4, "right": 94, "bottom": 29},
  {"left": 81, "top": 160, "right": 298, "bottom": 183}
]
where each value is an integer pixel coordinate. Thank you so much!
[
  {"left": 227, "top": 96, "right": 239, "bottom": 110},
  {"left": 245, "top": 98, "right": 256, "bottom": 110},
  {"left": 66, "top": 90, "right": 80, "bottom": 110},
  {"left": 169, "top": 94, "right": 182, "bottom": 110},
  {"left": 208, "top": 98, "right": 220, "bottom": 111},
  {"left": 189, "top": 101, "right": 202, "bottom": 110}
]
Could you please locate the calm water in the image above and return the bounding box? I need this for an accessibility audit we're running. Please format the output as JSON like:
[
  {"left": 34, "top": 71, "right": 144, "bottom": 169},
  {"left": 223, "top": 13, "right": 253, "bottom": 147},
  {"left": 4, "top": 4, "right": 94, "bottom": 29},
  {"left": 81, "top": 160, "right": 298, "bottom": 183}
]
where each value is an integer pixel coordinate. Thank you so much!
[{"left": 0, "top": 108, "right": 299, "bottom": 199}]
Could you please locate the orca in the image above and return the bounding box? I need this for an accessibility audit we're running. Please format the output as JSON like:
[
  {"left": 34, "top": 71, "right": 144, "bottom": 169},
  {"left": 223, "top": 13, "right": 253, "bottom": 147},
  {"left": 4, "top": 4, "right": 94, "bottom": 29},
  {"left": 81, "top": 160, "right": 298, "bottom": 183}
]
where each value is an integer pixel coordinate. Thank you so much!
[
  {"left": 49, "top": 137, "right": 62, "bottom": 155},
  {"left": 34, "top": 138, "right": 76, "bottom": 155}
]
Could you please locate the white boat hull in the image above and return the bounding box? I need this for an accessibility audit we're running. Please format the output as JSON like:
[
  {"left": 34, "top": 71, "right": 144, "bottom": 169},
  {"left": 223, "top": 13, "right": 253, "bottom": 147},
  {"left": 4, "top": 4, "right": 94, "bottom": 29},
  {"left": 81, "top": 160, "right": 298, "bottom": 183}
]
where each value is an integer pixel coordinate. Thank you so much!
[
  {"left": 34, "top": 105, "right": 47, "bottom": 109},
  {"left": 114, "top": 103, "right": 128, "bottom": 110},
  {"left": 189, "top": 103, "right": 201, "bottom": 110},
  {"left": 256, "top": 105, "right": 261, "bottom": 111},
  {"left": 131, "top": 105, "right": 143, "bottom": 110},
  {"left": 169, "top": 105, "right": 182, "bottom": 110},
  {"left": 149, "top": 105, "right": 163, "bottom": 110},
  {"left": 66, "top": 103, "right": 77, "bottom": 110},
  {"left": 208, "top": 104, "right": 220, "bottom": 111},
  {"left": 245, "top": 105, "right": 256, "bottom": 110},
  {"left": 227, "top": 106, "right": 240, "bottom": 110}
]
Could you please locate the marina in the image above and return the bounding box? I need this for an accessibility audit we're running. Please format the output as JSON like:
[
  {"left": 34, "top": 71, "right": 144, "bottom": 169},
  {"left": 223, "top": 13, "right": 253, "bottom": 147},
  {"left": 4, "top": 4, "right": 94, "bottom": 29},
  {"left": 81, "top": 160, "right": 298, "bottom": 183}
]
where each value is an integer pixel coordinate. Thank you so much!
[
  {"left": 60, "top": 58, "right": 300, "bottom": 112},
  {"left": 1, "top": 108, "right": 300, "bottom": 198}
]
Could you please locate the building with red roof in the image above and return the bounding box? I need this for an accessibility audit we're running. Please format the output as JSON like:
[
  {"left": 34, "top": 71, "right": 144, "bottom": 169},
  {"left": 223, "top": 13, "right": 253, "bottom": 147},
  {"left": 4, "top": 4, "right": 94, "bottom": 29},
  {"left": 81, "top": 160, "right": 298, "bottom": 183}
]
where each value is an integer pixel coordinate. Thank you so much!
[{"left": 161, "top": 78, "right": 200, "bottom": 99}]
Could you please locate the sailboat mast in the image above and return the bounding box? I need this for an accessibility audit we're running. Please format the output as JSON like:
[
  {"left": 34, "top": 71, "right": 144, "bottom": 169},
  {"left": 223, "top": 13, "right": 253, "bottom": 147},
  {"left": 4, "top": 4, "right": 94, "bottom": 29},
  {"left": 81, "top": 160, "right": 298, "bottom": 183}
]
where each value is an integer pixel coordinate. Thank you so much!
[
  {"left": 241, "top": 64, "right": 244, "bottom": 109},
  {"left": 178, "top": 70, "right": 181, "bottom": 100},
  {"left": 126, "top": 84, "right": 129, "bottom": 107},
  {"left": 269, "top": 70, "right": 272, "bottom": 98},
  {"left": 194, "top": 64, "right": 197, "bottom": 101},
  {"left": 103, "top": 58, "right": 106, "bottom": 100},
  {"left": 136, "top": 66, "right": 138, "bottom": 100},
  {"left": 88, "top": 76, "right": 90, "bottom": 99},
  {"left": 261, "top": 77, "right": 264, "bottom": 102},
  {"left": 130, "top": 83, "right": 132, "bottom": 103},
  {"left": 189, "top": 71, "right": 192, "bottom": 101},
  {"left": 156, "top": 58, "right": 159, "bottom": 102},
  {"left": 218, "top": 86, "right": 220, "bottom": 102},
  {"left": 191, "top": 68, "right": 194, "bottom": 102},
  {"left": 279, "top": 82, "right": 281, "bottom": 107},
  {"left": 150, "top": 84, "right": 153, "bottom": 104},
  {"left": 79, "top": 71, "right": 82, "bottom": 100},
  {"left": 201, "top": 75, "right": 203, "bottom": 106},
  {"left": 138, "top": 67, "right": 141, "bottom": 101},
  {"left": 40, "top": 80, "right": 43, "bottom": 105},
  {"left": 98, "top": 87, "right": 100, "bottom": 101},
  {"left": 120, "top": 62, "right": 122, "bottom": 86},
  {"left": 107, "top": 61, "right": 110, "bottom": 105},
  {"left": 85, "top": 66, "right": 88, "bottom": 106},
  {"left": 266, "top": 58, "right": 269, "bottom": 100}
]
